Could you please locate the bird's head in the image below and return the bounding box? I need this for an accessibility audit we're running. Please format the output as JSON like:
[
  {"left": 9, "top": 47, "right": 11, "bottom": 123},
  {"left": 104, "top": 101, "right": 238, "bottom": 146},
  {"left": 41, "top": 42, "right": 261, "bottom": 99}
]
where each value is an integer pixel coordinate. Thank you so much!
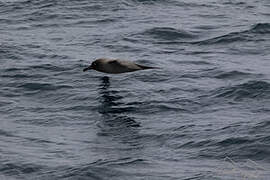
[{"left": 83, "top": 59, "right": 103, "bottom": 72}]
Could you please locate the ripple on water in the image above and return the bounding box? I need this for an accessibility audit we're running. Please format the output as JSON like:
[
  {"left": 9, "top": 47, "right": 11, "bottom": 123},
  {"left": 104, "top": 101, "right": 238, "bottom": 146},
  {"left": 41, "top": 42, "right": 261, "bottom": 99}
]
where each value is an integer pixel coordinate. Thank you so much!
[
  {"left": 142, "top": 27, "right": 197, "bottom": 40},
  {"left": 126, "top": 26, "right": 198, "bottom": 45},
  {"left": 198, "top": 136, "right": 270, "bottom": 161},
  {"left": 18, "top": 82, "right": 72, "bottom": 92},
  {"left": 211, "top": 80, "right": 270, "bottom": 101},
  {"left": 194, "top": 23, "right": 270, "bottom": 45},
  {"left": 0, "top": 162, "right": 43, "bottom": 177}
]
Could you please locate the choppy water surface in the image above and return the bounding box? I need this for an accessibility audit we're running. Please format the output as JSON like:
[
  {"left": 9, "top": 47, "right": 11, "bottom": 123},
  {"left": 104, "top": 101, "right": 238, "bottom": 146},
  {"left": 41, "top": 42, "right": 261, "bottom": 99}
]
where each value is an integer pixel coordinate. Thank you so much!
[{"left": 0, "top": 0, "right": 270, "bottom": 179}]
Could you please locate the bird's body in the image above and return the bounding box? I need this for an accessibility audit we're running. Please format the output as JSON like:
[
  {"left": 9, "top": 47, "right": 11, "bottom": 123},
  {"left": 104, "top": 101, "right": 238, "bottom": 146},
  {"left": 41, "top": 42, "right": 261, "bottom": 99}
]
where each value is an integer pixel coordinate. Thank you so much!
[{"left": 83, "top": 58, "right": 157, "bottom": 74}]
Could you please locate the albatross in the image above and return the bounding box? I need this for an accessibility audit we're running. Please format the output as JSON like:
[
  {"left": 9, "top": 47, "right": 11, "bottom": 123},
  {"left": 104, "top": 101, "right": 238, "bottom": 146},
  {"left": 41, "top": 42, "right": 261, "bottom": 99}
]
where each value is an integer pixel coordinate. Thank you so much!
[{"left": 83, "top": 58, "right": 157, "bottom": 74}]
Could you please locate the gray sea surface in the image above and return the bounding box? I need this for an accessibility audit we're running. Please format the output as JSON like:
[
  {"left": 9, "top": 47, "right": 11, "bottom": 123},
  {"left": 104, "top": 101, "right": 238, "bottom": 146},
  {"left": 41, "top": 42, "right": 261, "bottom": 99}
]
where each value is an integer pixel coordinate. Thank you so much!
[{"left": 0, "top": 0, "right": 270, "bottom": 179}]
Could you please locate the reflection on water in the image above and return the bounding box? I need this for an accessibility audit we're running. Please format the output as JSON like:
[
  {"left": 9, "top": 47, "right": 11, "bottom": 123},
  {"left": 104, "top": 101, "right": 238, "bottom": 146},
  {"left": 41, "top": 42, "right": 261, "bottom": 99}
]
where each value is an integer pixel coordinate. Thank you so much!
[
  {"left": 99, "top": 76, "right": 110, "bottom": 90},
  {"left": 96, "top": 76, "right": 140, "bottom": 143}
]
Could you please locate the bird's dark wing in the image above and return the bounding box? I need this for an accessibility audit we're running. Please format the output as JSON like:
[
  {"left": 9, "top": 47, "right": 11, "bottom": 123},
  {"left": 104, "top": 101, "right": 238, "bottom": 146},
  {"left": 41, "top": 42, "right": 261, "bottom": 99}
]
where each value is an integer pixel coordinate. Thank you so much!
[
  {"left": 108, "top": 60, "right": 139, "bottom": 72},
  {"left": 108, "top": 60, "right": 126, "bottom": 68},
  {"left": 108, "top": 60, "right": 120, "bottom": 65}
]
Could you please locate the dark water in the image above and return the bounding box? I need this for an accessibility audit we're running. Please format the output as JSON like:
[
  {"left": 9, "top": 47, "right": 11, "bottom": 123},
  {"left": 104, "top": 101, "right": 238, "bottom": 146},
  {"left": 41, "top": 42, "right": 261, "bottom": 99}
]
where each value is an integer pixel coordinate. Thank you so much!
[{"left": 0, "top": 0, "right": 270, "bottom": 179}]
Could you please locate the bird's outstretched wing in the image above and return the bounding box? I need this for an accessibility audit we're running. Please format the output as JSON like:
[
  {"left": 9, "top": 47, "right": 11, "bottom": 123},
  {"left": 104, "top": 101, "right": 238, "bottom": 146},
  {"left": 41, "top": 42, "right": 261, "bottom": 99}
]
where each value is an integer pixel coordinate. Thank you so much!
[{"left": 108, "top": 60, "right": 135, "bottom": 69}]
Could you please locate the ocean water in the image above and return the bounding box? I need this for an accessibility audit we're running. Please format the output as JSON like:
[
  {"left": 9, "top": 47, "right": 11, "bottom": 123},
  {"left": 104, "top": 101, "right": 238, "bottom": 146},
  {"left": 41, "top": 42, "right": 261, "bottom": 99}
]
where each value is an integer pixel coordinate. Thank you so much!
[{"left": 0, "top": 0, "right": 270, "bottom": 179}]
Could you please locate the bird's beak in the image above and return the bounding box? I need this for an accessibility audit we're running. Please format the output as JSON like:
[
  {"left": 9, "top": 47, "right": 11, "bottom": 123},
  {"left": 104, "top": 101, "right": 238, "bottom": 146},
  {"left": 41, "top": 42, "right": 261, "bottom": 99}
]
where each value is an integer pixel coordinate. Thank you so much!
[{"left": 83, "top": 65, "right": 92, "bottom": 72}]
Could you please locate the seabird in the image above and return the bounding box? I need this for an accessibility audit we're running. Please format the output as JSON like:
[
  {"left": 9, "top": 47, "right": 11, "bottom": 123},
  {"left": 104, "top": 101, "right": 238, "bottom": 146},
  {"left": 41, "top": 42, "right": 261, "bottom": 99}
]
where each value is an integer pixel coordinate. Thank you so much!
[{"left": 83, "top": 58, "right": 157, "bottom": 74}]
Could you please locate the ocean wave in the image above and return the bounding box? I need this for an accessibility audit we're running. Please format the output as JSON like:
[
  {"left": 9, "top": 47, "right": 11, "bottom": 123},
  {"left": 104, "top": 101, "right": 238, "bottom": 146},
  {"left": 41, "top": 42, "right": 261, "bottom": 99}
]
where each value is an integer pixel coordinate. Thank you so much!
[
  {"left": 0, "top": 160, "right": 143, "bottom": 180},
  {"left": 0, "top": 0, "right": 102, "bottom": 26},
  {"left": 180, "top": 69, "right": 259, "bottom": 81},
  {"left": 199, "top": 136, "right": 270, "bottom": 161},
  {"left": 127, "top": 0, "right": 173, "bottom": 5},
  {"left": 3, "top": 63, "right": 71, "bottom": 74},
  {"left": 249, "top": 23, "right": 270, "bottom": 34},
  {"left": 90, "top": 157, "right": 145, "bottom": 166},
  {"left": 0, "top": 44, "right": 25, "bottom": 60},
  {"left": 127, "top": 27, "right": 197, "bottom": 44},
  {"left": 250, "top": 120, "right": 270, "bottom": 134},
  {"left": 217, "top": 137, "right": 254, "bottom": 146},
  {"left": 29, "top": 64, "right": 69, "bottom": 72},
  {"left": 18, "top": 82, "right": 72, "bottom": 92},
  {"left": 0, "top": 0, "right": 57, "bottom": 15},
  {"left": 195, "top": 23, "right": 270, "bottom": 45},
  {"left": 143, "top": 27, "right": 196, "bottom": 40},
  {"left": 53, "top": 164, "right": 128, "bottom": 180},
  {"left": 174, "top": 60, "right": 211, "bottom": 65},
  {"left": 0, "top": 162, "right": 43, "bottom": 176},
  {"left": 211, "top": 80, "right": 270, "bottom": 101},
  {"left": 0, "top": 129, "right": 14, "bottom": 137},
  {"left": 213, "top": 70, "right": 258, "bottom": 80},
  {"left": 124, "top": 24, "right": 269, "bottom": 47},
  {"left": 127, "top": 0, "right": 215, "bottom": 7},
  {"left": 1, "top": 73, "right": 33, "bottom": 79},
  {"left": 195, "top": 31, "right": 250, "bottom": 45}
]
